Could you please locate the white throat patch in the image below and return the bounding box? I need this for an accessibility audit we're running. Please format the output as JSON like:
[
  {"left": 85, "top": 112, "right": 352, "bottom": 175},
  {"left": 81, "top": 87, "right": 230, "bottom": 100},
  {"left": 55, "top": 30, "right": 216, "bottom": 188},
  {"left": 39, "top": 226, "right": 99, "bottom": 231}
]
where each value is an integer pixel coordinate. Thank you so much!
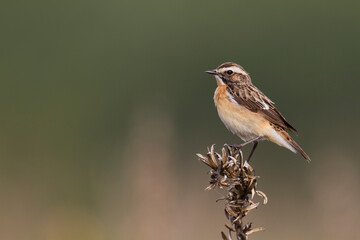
[{"left": 215, "top": 75, "right": 225, "bottom": 85}]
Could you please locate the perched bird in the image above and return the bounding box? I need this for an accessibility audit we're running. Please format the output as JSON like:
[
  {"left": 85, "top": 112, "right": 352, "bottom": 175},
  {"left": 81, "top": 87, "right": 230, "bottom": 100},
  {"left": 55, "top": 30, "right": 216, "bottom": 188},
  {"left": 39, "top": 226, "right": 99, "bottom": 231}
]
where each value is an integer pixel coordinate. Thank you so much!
[{"left": 206, "top": 62, "right": 310, "bottom": 162}]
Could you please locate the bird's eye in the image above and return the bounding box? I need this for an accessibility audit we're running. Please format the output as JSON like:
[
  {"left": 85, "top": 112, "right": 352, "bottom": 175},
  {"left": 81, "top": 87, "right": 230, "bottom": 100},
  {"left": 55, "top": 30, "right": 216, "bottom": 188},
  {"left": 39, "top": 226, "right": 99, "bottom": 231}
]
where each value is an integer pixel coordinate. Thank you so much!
[{"left": 227, "top": 70, "right": 233, "bottom": 75}]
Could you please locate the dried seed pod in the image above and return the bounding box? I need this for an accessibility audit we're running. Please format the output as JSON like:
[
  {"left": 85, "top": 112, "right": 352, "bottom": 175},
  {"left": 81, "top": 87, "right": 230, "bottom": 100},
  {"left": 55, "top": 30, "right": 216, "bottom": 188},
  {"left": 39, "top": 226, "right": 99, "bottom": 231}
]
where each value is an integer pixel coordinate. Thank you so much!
[{"left": 256, "top": 190, "right": 268, "bottom": 205}]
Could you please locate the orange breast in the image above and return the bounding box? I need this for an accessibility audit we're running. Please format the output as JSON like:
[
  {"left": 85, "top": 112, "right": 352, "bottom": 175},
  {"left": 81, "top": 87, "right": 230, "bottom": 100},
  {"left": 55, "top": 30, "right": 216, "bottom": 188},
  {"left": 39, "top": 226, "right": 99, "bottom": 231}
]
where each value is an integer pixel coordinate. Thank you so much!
[
  {"left": 214, "top": 85, "right": 269, "bottom": 141},
  {"left": 214, "top": 84, "right": 228, "bottom": 106}
]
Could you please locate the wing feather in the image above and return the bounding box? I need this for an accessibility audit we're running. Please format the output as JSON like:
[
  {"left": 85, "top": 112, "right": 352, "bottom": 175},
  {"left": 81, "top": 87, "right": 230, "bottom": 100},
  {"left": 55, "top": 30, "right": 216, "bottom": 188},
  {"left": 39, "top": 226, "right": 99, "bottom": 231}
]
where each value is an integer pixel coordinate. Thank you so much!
[{"left": 227, "top": 85, "right": 297, "bottom": 133}]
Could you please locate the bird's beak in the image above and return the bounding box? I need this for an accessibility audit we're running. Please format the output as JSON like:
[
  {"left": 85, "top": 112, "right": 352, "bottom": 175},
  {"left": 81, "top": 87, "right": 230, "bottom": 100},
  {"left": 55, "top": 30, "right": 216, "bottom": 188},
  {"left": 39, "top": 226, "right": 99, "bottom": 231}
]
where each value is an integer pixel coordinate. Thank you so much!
[{"left": 205, "top": 69, "right": 217, "bottom": 75}]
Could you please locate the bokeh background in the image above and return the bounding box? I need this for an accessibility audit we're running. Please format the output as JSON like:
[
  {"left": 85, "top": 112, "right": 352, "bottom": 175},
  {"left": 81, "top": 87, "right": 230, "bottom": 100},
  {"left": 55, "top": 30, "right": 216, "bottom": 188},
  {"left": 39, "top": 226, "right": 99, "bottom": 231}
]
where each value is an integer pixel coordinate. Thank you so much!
[{"left": 1, "top": 0, "right": 359, "bottom": 239}]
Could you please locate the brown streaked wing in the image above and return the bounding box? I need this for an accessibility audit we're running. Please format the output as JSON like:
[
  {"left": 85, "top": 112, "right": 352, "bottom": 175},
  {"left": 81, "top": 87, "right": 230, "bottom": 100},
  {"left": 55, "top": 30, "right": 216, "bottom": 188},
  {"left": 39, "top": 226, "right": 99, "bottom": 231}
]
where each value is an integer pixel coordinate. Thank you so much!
[{"left": 228, "top": 85, "right": 297, "bottom": 133}]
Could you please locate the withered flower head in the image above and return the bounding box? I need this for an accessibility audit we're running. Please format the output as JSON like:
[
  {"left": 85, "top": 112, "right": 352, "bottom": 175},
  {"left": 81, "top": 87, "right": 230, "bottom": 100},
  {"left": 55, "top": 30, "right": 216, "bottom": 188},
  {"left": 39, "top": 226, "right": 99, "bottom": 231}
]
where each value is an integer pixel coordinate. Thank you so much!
[{"left": 197, "top": 145, "right": 267, "bottom": 240}]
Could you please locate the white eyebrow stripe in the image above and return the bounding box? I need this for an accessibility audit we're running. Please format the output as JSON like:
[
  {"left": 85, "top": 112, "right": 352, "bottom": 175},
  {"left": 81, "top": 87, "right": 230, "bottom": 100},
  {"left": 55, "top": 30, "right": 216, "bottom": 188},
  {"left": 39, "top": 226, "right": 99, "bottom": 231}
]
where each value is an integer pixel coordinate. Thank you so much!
[{"left": 222, "top": 67, "right": 248, "bottom": 75}]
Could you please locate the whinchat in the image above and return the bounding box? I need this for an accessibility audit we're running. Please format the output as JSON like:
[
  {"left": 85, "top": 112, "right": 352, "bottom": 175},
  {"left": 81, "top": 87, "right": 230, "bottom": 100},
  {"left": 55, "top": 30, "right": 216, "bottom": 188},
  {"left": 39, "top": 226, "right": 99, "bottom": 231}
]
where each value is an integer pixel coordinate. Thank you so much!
[{"left": 206, "top": 62, "right": 310, "bottom": 162}]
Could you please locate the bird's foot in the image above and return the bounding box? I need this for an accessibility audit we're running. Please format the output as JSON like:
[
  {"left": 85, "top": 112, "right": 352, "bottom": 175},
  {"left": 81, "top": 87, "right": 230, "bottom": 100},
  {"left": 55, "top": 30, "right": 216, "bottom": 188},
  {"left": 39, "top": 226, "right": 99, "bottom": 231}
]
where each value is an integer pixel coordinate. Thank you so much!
[
  {"left": 228, "top": 144, "right": 246, "bottom": 155},
  {"left": 230, "top": 136, "right": 263, "bottom": 150},
  {"left": 230, "top": 143, "right": 246, "bottom": 149}
]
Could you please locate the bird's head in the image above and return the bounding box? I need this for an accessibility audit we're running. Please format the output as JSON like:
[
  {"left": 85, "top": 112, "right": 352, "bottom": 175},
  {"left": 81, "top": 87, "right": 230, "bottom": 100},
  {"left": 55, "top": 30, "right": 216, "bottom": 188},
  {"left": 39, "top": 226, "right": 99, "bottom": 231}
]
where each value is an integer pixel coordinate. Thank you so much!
[{"left": 205, "top": 62, "right": 251, "bottom": 86}]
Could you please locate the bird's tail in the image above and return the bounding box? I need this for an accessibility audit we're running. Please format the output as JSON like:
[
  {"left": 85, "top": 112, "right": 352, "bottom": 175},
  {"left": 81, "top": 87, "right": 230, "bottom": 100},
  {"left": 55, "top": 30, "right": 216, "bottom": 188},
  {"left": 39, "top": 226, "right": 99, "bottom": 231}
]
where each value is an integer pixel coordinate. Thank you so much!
[{"left": 281, "top": 131, "right": 311, "bottom": 162}]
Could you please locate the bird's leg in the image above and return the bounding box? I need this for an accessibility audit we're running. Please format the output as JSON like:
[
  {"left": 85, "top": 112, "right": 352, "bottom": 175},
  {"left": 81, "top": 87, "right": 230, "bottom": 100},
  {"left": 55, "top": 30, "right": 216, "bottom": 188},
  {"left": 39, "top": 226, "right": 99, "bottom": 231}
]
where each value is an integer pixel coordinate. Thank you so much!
[
  {"left": 247, "top": 141, "right": 258, "bottom": 163},
  {"left": 231, "top": 136, "right": 263, "bottom": 149}
]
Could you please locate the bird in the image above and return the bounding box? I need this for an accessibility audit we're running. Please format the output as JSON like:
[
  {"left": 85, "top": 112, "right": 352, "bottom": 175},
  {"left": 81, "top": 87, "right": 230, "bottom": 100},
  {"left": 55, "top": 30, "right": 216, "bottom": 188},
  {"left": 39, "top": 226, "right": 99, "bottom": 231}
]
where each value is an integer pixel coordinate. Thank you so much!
[{"left": 205, "top": 62, "right": 310, "bottom": 162}]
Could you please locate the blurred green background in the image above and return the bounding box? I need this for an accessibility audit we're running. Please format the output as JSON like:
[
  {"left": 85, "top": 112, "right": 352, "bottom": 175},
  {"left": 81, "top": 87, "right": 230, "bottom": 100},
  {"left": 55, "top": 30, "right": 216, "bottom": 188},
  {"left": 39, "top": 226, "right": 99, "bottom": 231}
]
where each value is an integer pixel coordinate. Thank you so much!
[{"left": 1, "top": 0, "right": 359, "bottom": 239}]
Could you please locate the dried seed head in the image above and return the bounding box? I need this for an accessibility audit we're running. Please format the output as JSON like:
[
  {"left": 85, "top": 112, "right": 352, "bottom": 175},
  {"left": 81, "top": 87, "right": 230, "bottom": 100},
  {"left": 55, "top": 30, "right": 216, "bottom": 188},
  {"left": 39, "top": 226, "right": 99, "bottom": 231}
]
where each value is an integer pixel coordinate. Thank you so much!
[{"left": 197, "top": 145, "right": 267, "bottom": 239}]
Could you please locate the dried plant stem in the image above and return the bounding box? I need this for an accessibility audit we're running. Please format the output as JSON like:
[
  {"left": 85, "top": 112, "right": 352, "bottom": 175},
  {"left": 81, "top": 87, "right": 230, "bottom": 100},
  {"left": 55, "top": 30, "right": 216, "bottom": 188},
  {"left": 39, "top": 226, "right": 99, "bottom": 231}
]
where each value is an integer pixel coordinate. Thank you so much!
[{"left": 197, "top": 144, "right": 267, "bottom": 240}]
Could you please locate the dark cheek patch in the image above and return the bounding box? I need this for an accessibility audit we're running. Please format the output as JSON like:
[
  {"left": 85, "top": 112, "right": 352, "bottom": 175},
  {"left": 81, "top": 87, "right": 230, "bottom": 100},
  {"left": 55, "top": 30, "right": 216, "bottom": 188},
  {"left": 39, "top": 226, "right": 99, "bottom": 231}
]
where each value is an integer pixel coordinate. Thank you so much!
[{"left": 220, "top": 76, "right": 230, "bottom": 84}]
